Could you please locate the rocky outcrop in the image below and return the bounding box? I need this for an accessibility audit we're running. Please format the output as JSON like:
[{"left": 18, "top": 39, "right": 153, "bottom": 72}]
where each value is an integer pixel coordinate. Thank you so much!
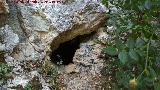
[
  {"left": 0, "top": 0, "right": 108, "bottom": 89},
  {"left": 0, "top": 0, "right": 9, "bottom": 14},
  {"left": 17, "top": 0, "right": 107, "bottom": 51}
]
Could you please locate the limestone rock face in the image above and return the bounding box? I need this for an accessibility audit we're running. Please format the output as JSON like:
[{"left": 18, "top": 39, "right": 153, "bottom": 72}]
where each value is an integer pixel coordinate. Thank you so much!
[
  {"left": 0, "top": 0, "right": 108, "bottom": 89},
  {"left": 17, "top": 0, "right": 108, "bottom": 51},
  {"left": 0, "top": 25, "right": 19, "bottom": 53},
  {"left": 0, "top": 0, "right": 9, "bottom": 14}
]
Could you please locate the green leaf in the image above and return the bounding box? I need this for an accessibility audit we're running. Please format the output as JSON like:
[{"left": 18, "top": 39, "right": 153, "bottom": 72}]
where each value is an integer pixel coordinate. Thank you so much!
[
  {"left": 102, "top": 46, "right": 118, "bottom": 56},
  {"left": 129, "top": 50, "right": 140, "bottom": 61},
  {"left": 126, "top": 20, "right": 133, "bottom": 30},
  {"left": 138, "top": 5, "right": 145, "bottom": 11},
  {"left": 115, "top": 38, "right": 124, "bottom": 50},
  {"left": 145, "top": 0, "right": 152, "bottom": 9},
  {"left": 136, "top": 38, "right": 145, "bottom": 48},
  {"left": 102, "top": 0, "right": 108, "bottom": 6},
  {"left": 143, "top": 30, "right": 152, "bottom": 39},
  {"left": 154, "top": 83, "right": 160, "bottom": 90},
  {"left": 152, "top": 33, "right": 158, "bottom": 40},
  {"left": 24, "top": 83, "right": 32, "bottom": 90},
  {"left": 149, "top": 66, "right": 157, "bottom": 78},
  {"left": 118, "top": 50, "right": 128, "bottom": 64},
  {"left": 126, "top": 38, "right": 135, "bottom": 49}
]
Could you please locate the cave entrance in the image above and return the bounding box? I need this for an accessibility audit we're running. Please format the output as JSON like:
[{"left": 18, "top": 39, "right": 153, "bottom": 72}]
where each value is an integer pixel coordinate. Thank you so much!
[
  {"left": 50, "top": 32, "right": 95, "bottom": 65},
  {"left": 51, "top": 36, "right": 80, "bottom": 65}
]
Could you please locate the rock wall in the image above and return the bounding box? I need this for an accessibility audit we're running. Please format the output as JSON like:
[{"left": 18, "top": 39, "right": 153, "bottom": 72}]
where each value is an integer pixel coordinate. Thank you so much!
[
  {"left": 0, "top": 0, "right": 108, "bottom": 89},
  {"left": 17, "top": 0, "right": 108, "bottom": 51}
]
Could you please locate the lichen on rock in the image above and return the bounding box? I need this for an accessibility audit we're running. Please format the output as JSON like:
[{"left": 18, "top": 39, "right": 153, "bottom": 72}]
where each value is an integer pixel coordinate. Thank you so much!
[{"left": 0, "top": 25, "right": 19, "bottom": 53}]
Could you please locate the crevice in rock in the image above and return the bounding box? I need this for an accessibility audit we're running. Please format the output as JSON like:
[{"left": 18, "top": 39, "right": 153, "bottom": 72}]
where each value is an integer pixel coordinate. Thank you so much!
[{"left": 50, "top": 32, "right": 96, "bottom": 65}]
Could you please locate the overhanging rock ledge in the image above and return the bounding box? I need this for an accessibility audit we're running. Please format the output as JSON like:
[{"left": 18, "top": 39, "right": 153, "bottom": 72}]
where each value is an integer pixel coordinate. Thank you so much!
[{"left": 17, "top": 0, "right": 108, "bottom": 51}]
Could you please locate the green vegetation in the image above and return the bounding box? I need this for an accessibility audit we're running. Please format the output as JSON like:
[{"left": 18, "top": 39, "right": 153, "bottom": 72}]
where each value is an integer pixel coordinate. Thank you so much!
[
  {"left": 102, "top": 0, "right": 160, "bottom": 89},
  {"left": 41, "top": 60, "right": 58, "bottom": 76},
  {"left": 0, "top": 62, "right": 11, "bottom": 86},
  {"left": 24, "top": 83, "right": 32, "bottom": 90},
  {"left": 0, "top": 62, "right": 11, "bottom": 78},
  {"left": 41, "top": 60, "right": 60, "bottom": 90}
]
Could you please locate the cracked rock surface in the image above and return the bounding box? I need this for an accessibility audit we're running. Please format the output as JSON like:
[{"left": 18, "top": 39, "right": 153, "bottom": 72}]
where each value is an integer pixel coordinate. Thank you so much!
[
  {"left": 17, "top": 0, "right": 107, "bottom": 51},
  {"left": 0, "top": 0, "right": 108, "bottom": 90}
]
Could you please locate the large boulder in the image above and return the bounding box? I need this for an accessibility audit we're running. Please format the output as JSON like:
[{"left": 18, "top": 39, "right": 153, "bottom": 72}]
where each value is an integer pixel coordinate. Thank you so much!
[{"left": 17, "top": 0, "right": 108, "bottom": 51}]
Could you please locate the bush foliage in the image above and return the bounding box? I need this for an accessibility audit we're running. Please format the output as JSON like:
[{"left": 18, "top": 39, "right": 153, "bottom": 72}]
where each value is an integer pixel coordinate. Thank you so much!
[{"left": 102, "top": 0, "right": 160, "bottom": 89}]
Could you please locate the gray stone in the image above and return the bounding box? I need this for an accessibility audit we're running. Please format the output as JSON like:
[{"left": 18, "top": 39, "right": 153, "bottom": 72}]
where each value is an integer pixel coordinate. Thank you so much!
[
  {"left": 17, "top": 0, "right": 108, "bottom": 51},
  {"left": 0, "top": 25, "right": 19, "bottom": 53}
]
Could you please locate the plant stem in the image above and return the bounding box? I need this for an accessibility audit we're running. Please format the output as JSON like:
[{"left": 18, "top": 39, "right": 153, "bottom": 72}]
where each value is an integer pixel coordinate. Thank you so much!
[
  {"left": 137, "top": 34, "right": 154, "bottom": 80},
  {"left": 145, "top": 42, "right": 150, "bottom": 70},
  {"left": 145, "top": 34, "right": 153, "bottom": 70},
  {"left": 136, "top": 70, "right": 145, "bottom": 80}
]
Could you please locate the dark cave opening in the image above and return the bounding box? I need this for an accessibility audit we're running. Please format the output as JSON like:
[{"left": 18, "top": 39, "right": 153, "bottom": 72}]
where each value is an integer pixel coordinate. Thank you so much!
[
  {"left": 50, "top": 36, "right": 81, "bottom": 65},
  {"left": 50, "top": 32, "right": 96, "bottom": 65}
]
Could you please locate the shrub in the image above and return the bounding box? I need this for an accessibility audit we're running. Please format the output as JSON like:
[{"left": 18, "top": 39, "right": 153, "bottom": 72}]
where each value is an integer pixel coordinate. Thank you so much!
[{"left": 102, "top": 0, "right": 160, "bottom": 89}]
